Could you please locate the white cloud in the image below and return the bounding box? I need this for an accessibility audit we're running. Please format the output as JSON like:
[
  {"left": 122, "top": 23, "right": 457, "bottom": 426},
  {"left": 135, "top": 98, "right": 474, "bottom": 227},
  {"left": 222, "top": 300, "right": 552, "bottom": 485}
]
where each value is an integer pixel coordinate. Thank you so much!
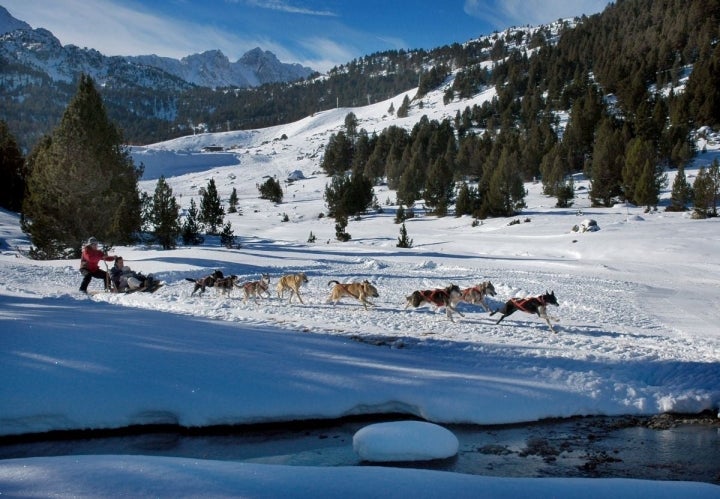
[
  {"left": 297, "top": 37, "right": 357, "bottom": 71},
  {"left": 241, "top": 0, "right": 338, "bottom": 17},
  {"left": 464, "top": 0, "right": 609, "bottom": 28},
  {"left": 3, "top": 0, "right": 255, "bottom": 59}
]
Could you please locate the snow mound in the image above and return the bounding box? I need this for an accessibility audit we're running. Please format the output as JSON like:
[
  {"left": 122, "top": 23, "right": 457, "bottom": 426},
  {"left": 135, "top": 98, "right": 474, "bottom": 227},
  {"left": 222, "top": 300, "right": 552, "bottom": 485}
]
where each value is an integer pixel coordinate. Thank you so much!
[
  {"left": 353, "top": 421, "right": 459, "bottom": 462},
  {"left": 414, "top": 260, "right": 438, "bottom": 270},
  {"left": 287, "top": 170, "right": 305, "bottom": 181}
]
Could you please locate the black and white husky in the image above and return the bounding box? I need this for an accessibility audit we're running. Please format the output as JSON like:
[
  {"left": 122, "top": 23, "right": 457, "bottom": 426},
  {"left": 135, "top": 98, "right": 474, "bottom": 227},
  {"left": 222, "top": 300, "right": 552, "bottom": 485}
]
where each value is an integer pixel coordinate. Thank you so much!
[{"left": 490, "top": 290, "right": 559, "bottom": 333}]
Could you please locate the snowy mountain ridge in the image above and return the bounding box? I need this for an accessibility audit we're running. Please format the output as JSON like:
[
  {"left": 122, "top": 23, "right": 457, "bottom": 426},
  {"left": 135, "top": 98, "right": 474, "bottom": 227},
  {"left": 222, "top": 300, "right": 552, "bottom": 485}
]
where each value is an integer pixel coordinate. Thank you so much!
[{"left": 0, "top": 6, "right": 314, "bottom": 89}]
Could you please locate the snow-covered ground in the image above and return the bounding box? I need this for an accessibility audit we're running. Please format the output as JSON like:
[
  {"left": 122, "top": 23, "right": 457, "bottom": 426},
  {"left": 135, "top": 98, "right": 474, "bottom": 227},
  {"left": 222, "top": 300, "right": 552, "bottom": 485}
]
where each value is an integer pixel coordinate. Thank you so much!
[{"left": 1, "top": 80, "right": 719, "bottom": 496}]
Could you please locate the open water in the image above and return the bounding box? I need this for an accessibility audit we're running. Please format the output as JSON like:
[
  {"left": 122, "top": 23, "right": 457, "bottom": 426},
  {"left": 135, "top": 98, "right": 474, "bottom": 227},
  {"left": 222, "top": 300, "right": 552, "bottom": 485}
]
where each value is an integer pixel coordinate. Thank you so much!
[{"left": 0, "top": 414, "right": 718, "bottom": 484}]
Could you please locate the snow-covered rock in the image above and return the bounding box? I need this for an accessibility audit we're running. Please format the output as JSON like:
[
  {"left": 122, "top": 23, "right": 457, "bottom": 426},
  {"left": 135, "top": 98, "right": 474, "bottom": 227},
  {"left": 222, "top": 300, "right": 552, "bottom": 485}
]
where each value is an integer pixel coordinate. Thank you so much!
[{"left": 353, "top": 421, "right": 459, "bottom": 462}]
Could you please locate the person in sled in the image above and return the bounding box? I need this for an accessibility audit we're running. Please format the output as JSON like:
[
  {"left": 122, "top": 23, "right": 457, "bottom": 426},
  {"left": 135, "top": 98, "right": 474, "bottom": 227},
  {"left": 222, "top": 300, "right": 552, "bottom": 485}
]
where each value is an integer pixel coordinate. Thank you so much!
[
  {"left": 110, "top": 256, "right": 158, "bottom": 292},
  {"left": 79, "top": 237, "right": 115, "bottom": 293}
]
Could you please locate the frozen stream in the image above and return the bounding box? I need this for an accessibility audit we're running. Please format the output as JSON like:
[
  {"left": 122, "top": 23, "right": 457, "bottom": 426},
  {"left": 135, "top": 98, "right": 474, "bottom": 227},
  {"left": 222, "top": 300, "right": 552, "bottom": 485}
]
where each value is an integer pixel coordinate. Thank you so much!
[{"left": 1, "top": 414, "right": 718, "bottom": 485}]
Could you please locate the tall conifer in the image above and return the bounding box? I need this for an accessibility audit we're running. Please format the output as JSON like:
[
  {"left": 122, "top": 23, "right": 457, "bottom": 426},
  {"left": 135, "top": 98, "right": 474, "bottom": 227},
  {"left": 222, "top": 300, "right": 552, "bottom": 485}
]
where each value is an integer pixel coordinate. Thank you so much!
[
  {"left": 199, "top": 178, "right": 224, "bottom": 235},
  {"left": 22, "top": 74, "right": 142, "bottom": 258},
  {"left": 151, "top": 176, "right": 180, "bottom": 250},
  {"left": 181, "top": 198, "right": 203, "bottom": 245},
  {"left": 668, "top": 165, "right": 692, "bottom": 211}
]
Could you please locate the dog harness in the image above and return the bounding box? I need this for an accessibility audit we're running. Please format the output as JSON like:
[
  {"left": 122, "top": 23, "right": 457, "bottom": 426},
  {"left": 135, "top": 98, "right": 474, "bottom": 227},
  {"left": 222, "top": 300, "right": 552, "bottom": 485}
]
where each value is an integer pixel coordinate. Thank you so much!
[
  {"left": 421, "top": 288, "right": 449, "bottom": 303},
  {"left": 244, "top": 281, "right": 268, "bottom": 291},
  {"left": 341, "top": 284, "right": 360, "bottom": 298},
  {"left": 509, "top": 295, "right": 544, "bottom": 313},
  {"left": 461, "top": 285, "right": 486, "bottom": 298}
]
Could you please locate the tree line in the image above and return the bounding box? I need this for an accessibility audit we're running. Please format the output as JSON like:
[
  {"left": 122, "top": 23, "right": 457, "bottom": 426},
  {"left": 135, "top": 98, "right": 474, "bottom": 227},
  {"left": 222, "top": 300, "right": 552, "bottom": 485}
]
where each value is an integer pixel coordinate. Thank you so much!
[
  {"left": 318, "top": 0, "right": 720, "bottom": 220},
  {"left": 6, "top": 0, "right": 718, "bottom": 155}
]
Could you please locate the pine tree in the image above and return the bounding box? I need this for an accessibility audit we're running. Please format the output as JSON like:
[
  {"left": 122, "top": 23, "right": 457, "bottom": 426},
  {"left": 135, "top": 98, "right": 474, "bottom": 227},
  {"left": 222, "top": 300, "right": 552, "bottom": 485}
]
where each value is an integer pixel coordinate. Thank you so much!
[
  {"left": 320, "top": 131, "right": 352, "bottom": 176},
  {"left": 334, "top": 214, "right": 351, "bottom": 242},
  {"left": 454, "top": 182, "right": 474, "bottom": 217},
  {"left": 424, "top": 153, "right": 454, "bottom": 216},
  {"left": 709, "top": 159, "right": 720, "bottom": 217},
  {"left": 199, "top": 178, "right": 224, "bottom": 235},
  {"left": 219, "top": 220, "right": 236, "bottom": 248},
  {"left": 351, "top": 129, "right": 372, "bottom": 177},
  {"left": 667, "top": 165, "right": 692, "bottom": 212},
  {"left": 633, "top": 160, "right": 662, "bottom": 210},
  {"left": 692, "top": 167, "right": 712, "bottom": 217},
  {"left": 588, "top": 117, "right": 624, "bottom": 206},
  {"left": 344, "top": 112, "right": 358, "bottom": 142},
  {"left": 397, "top": 95, "right": 411, "bottom": 118},
  {"left": 181, "top": 198, "right": 203, "bottom": 245},
  {"left": 258, "top": 177, "right": 283, "bottom": 203},
  {"left": 396, "top": 222, "right": 413, "bottom": 248},
  {"left": 540, "top": 144, "right": 566, "bottom": 197},
  {"left": 396, "top": 149, "right": 425, "bottom": 207},
  {"left": 555, "top": 178, "right": 575, "bottom": 208},
  {"left": 227, "top": 187, "right": 238, "bottom": 213},
  {"left": 150, "top": 176, "right": 180, "bottom": 250},
  {"left": 623, "top": 138, "right": 657, "bottom": 204},
  {"left": 22, "top": 74, "right": 142, "bottom": 258},
  {"left": 483, "top": 146, "right": 526, "bottom": 217},
  {"left": 324, "top": 173, "right": 373, "bottom": 219},
  {"left": 0, "top": 120, "right": 25, "bottom": 212}
]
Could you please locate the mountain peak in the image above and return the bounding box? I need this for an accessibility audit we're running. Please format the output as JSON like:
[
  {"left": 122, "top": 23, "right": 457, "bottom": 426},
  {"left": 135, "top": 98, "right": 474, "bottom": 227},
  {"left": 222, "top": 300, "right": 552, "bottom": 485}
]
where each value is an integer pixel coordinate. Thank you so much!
[
  {"left": 239, "top": 47, "right": 279, "bottom": 66},
  {"left": 0, "top": 6, "right": 32, "bottom": 35}
]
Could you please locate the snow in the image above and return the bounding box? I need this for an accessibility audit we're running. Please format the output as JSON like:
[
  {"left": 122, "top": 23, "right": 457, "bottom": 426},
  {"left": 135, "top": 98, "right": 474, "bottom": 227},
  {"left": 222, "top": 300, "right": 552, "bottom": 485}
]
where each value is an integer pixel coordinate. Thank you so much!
[
  {"left": 2, "top": 78, "right": 720, "bottom": 496},
  {"left": 353, "top": 421, "right": 459, "bottom": 462},
  {"left": 3, "top": 456, "right": 717, "bottom": 499}
]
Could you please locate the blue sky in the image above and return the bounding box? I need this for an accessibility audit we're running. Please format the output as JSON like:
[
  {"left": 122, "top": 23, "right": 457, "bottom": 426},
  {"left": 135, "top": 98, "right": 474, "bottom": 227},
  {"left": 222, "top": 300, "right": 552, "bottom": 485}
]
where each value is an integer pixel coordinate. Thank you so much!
[{"left": 3, "top": 0, "right": 609, "bottom": 72}]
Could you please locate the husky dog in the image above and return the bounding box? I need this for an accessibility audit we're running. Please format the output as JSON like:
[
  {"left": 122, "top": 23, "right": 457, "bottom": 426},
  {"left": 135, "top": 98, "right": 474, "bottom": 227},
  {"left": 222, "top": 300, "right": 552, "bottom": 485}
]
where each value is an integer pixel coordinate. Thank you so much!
[
  {"left": 243, "top": 273, "right": 271, "bottom": 303},
  {"left": 185, "top": 270, "right": 224, "bottom": 296},
  {"left": 214, "top": 275, "right": 241, "bottom": 296},
  {"left": 490, "top": 290, "right": 559, "bottom": 333},
  {"left": 405, "top": 284, "right": 464, "bottom": 322},
  {"left": 276, "top": 272, "right": 309, "bottom": 304},
  {"left": 326, "top": 280, "right": 379, "bottom": 310},
  {"left": 458, "top": 281, "right": 497, "bottom": 313}
]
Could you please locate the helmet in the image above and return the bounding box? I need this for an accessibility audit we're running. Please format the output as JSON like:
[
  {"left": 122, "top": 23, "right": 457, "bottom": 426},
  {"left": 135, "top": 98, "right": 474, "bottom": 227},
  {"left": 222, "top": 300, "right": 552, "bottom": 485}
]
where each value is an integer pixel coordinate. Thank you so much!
[{"left": 87, "top": 236, "right": 98, "bottom": 245}]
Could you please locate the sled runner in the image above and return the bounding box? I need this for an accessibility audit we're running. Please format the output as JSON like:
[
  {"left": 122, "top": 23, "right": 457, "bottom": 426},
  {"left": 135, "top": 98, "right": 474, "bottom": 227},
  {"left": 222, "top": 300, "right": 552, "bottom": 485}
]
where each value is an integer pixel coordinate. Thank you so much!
[{"left": 123, "top": 282, "right": 164, "bottom": 294}]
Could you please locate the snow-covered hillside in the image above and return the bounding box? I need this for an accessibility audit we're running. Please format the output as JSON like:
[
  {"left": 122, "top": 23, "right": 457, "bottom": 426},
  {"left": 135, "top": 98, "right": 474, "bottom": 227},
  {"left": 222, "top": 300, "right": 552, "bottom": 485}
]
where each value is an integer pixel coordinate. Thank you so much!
[{"left": 2, "top": 68, "right": 720, "bottom": 496}]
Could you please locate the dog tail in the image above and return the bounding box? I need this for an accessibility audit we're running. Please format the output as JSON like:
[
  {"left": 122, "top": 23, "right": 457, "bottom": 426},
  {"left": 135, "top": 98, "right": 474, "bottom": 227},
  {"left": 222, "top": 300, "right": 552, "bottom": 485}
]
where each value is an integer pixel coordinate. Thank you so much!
[
  {"left": 185, "top": 278, "right": 197, "bottom": 283},
  {"left": 328, "top": 280, "right": 341, "bottom": 287}
]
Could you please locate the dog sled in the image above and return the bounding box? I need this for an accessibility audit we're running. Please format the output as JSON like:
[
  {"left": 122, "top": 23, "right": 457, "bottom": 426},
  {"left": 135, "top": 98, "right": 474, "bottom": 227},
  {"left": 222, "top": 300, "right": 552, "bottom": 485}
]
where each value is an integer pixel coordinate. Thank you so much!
[
  {"left": 83, "top": 281, "right": 164, "bottom": 296},
  {"left": 121, "top": 281, "right": 164, "bottom": 294}
]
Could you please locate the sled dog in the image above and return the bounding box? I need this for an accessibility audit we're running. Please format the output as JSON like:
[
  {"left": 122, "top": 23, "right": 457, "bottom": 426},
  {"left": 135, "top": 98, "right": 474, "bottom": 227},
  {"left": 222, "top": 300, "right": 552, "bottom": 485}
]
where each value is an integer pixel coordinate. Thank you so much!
[
  {"left": 490, "top": 290, "right": 559, "bottom": 333},
  {"left": 326, "top": 280, "right": 379, "bottom": 310},
  {"left": 405, "top": 284, "right": 464, "bottom": 322},
  {"left": 214, "top": 275, "right": 241, "bottom": 296},
  {"left": 459, "top": 281, "right": 497, "bottom": 313},
  {"left": 185, "top": 270, "right": 224, "bottom": 296},
  {"left": 243, "top": 273, "right": 271, "bottom": 303},
  {"left": 276, "top": 272, "right": 309, "bottom": 304}
]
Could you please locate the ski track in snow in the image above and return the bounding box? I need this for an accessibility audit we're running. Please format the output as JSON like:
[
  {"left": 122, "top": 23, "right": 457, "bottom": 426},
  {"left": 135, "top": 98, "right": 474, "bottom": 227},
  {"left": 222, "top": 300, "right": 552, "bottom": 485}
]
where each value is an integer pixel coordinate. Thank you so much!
[{"left": 4, "top": 252, "right": 715, "bottom": 370}]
